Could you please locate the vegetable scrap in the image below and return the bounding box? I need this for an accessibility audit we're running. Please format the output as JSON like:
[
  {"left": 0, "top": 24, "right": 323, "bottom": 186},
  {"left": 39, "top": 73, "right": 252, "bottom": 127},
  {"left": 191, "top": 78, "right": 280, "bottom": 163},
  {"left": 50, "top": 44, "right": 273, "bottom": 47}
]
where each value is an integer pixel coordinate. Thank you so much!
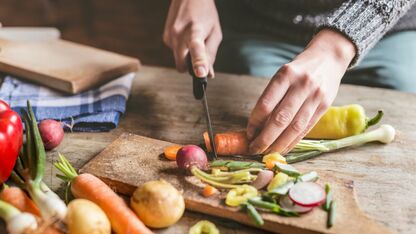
[
  {"left": 189, "top": 220, "right": 219, "bottom": 234},
  {"left": 164, "top": 145, "right": 182, "bottom": 161}
]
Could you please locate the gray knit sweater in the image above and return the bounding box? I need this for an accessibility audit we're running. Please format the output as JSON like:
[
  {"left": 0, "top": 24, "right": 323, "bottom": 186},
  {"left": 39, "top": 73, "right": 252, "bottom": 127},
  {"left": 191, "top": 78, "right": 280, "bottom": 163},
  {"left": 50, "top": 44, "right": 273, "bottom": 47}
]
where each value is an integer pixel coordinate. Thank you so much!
[{"left": 217, "top": 0, "right": 416, "bottom": 64}]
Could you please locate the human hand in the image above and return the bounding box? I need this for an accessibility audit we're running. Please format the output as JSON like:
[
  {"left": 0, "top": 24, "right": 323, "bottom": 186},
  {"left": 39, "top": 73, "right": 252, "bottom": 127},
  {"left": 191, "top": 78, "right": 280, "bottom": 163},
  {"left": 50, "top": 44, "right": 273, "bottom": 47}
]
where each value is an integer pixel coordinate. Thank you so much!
[
  {"left": 163, "top": 0, "right": 222, "bottom": 78},
  {"left": 247, "top": 29, "right": 356, "bottom": 154}
]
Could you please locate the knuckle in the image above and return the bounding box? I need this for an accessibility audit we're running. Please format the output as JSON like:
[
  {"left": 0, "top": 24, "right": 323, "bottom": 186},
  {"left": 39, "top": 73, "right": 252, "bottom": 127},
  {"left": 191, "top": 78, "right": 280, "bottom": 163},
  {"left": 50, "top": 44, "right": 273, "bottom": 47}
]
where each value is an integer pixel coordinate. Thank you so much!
[
  {"left": 320, "top": 99, "right": 331, "bottom": 110},
  {"left": 257, "top": 97, "right": 274, "bottom": 113},
  {"left": 300, "top": 72, "right": 317, "bottom": 88},
  {"left": 272, "top": 109, "right": 292, "bottom": 127},
  {"left": 291, "top": 118, "right": 307, "bottom": 133},
  {"left": 170, "top": 25, "right": 181, "bottom": 37}
]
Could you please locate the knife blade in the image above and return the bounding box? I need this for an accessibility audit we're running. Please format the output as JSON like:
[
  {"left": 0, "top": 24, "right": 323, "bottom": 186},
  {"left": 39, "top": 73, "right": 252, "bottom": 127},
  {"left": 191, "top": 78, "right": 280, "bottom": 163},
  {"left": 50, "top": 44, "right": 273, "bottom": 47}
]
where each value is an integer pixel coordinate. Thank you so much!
[{"left": 187, "top": 57, "right": 218, "bottom": 160}]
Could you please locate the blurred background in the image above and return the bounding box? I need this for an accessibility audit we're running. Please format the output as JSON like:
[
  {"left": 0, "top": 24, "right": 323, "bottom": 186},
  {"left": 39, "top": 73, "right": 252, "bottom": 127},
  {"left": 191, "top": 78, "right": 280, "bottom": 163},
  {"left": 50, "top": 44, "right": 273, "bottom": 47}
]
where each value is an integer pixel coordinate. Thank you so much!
[{"left": 0, "top": 0, "right": 174, "bottom": 67}]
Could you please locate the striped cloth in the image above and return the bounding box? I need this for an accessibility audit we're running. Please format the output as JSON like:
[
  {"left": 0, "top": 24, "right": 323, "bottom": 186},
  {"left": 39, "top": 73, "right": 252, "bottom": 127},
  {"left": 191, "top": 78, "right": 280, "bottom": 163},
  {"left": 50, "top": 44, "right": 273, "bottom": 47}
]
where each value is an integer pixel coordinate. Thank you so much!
[{"left": 0, "top": 73, "right": 135, "bottom": 132}]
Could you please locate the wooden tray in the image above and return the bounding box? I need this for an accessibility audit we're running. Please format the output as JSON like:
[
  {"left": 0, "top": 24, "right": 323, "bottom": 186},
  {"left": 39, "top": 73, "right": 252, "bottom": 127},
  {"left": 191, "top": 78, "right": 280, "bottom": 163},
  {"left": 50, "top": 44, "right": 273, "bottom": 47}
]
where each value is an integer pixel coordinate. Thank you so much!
[{"left": 0, "top": 39, "right": 139, "bottom": 94}]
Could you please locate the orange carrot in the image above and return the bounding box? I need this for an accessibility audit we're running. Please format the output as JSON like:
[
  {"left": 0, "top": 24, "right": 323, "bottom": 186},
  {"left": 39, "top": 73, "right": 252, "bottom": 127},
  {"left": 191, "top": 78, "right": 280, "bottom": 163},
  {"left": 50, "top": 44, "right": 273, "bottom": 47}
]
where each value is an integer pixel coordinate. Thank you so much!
[
  {"left": 164, "top": 145, "right": 182, "bottom": 161},
  {"left": 202, "top": 185, "right": 218, "bottom": 197},
  {"left": 55, "top": 154, "right": 153, "bottom": 234},
  {"left": 1, "top": 187, "right": 62, "bottom": 234},
  {"left": 204, "top": 131, "right": 249, "bottom": 155},
  {"left": 71, "top": 173, "right": 154, "bottom": 234},
  {"left": 0, "top": 186, "right": 41, "bottom": 216}
]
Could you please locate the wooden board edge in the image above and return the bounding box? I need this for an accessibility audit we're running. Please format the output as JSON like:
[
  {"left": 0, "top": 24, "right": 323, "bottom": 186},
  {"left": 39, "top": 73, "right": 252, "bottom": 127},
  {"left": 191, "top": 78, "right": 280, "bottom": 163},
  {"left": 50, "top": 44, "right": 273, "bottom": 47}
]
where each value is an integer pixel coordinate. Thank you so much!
[{"left": 72, "top": 58, "right": 141, "bottom": 94}]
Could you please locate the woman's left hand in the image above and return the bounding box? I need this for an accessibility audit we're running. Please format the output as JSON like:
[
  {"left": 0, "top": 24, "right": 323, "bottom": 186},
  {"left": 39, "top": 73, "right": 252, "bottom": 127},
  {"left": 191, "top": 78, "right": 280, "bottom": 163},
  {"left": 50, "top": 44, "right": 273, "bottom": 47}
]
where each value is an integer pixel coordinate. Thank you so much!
[{"left": 247, "top": 29, "right": 356, "bottom": 155}]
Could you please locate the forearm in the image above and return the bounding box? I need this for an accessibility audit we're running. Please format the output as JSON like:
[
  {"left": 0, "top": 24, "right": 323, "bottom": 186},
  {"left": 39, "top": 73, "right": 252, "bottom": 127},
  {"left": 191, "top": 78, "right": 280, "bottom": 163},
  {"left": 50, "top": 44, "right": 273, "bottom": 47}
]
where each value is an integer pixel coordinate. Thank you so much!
[{"left": 319, "top": 0, "right": 416, "bottom": 66}]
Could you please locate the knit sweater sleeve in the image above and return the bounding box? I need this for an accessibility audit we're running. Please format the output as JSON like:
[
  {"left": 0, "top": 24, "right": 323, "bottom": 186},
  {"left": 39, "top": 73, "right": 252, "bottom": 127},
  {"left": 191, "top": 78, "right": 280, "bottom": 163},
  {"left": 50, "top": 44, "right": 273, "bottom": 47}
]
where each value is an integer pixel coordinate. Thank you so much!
[{"left": 319, "top": 0, "right": 416, "bottom": 66}]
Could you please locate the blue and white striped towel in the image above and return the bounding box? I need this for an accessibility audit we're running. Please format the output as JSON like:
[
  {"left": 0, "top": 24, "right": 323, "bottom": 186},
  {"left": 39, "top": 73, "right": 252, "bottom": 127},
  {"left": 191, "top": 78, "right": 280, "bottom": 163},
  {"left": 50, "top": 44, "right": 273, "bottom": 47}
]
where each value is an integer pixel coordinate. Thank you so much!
[{"left": 0, "top": 73, "right": 135, "bottom": 132}]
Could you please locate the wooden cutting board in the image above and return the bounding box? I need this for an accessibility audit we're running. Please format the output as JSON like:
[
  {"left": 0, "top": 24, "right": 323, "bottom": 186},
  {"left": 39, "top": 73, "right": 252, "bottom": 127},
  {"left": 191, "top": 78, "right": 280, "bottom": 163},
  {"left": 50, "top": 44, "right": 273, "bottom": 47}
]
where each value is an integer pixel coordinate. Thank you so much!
[
  {"left": 0, "top": 39, "right": 140, "bottom": 94},
  {"left": 81, "top": 133, "right": 392, "bottom": 234}
]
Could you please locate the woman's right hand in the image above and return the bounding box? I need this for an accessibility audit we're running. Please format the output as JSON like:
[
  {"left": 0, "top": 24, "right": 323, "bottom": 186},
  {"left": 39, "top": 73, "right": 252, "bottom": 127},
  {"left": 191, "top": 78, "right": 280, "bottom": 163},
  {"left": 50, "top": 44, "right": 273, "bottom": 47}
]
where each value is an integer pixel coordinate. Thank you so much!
[{"left": 163, "top": 0, "right": 222, "bottom": 78}]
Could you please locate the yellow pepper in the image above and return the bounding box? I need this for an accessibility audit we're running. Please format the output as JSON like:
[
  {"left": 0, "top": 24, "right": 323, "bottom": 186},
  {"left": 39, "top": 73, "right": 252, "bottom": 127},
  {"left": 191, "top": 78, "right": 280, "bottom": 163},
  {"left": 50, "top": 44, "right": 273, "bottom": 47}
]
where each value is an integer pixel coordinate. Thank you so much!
[
  {"left": 267, "top": 172, "right": 289, "bottom": 192},
  {"left": 306, "top": 104, "right": 383, "bottom": 139},
  {"left": 225, "top": 185, "right": 258, "bottom": 207}
]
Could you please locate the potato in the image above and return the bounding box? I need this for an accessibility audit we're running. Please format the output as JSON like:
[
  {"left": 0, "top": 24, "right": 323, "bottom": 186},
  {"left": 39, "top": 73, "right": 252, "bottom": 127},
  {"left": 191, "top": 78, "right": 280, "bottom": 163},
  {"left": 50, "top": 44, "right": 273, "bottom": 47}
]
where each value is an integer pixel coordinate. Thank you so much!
[
  {"left": 131, "top": 179, "right": 185, "bottom": 228},
  {"left": 66, "top": 199, "right": 111, "bottom": 234}
]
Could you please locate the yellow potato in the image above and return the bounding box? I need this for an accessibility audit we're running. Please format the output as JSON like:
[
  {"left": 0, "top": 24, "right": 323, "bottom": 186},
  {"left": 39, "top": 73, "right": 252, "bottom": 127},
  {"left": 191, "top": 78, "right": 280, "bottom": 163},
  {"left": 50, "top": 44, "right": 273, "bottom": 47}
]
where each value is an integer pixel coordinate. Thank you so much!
[{"left": 66, "top": 199, "right": 111, "bottom": 234}]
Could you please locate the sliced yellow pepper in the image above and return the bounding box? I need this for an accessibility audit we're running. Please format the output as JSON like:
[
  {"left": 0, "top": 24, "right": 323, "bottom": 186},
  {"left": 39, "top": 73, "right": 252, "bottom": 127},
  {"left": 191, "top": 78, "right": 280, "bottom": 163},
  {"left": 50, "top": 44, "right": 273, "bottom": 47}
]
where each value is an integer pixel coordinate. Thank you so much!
[
  {"left": 225, "top": 185, "right": 258, "bottom": 207},
  {"left": 267, "top": 172, "right": 289, "bottom": 192},
  {"left": 306, "top": 104, "right": 383, "bottom": 139}
]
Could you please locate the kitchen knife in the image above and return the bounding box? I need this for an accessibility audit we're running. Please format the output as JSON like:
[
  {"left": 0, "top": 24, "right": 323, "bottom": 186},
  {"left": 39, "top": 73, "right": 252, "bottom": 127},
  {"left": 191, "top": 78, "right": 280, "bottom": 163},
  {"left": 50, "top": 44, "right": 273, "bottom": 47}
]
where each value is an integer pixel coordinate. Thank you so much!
[{"left": 187, "top": 57, "right": 218, "bottom": 160}]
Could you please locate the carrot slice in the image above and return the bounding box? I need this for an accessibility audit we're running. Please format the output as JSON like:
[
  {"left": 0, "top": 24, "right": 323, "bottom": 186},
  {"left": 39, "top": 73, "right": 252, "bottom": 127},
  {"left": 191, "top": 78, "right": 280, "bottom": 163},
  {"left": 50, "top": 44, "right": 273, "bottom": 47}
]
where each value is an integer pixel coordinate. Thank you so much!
[
  {"left": 202, "top": 185, "right": 218, "bottom": 197},
  {"left": 265, "top": 160, "right": 276, "bottom": 170},
  {"left": 203, "top": 132, "right": 212, "bottom": 152},
  {"left": 164, "top": 145, "right": 182, "bottom": 161}
]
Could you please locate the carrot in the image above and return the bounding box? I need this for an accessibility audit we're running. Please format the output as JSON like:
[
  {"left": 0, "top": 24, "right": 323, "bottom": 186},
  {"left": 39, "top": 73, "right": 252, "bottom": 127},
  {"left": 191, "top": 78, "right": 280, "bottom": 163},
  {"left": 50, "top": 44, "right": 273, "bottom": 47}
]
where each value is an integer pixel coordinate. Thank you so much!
[
  {"left": 55, "top": 154, "right": 154, "bottom": 234},
  {"left": 0, "top": 186, "right": 41, "bottom": 216},
  {"left": 0, "top": 186, "right": 62, "bottom": 234},
  {"left": 202, "top": 185, "right": 218, "bottom": 197},
  {"left": 265, "top": 160, "right": 275, "bottom": 170},
  {"left": 164, "top": 145, "right": 182, "bottom": 161},
  {"left": 204, "top": 131, "right": 249, "bottom": 155}
]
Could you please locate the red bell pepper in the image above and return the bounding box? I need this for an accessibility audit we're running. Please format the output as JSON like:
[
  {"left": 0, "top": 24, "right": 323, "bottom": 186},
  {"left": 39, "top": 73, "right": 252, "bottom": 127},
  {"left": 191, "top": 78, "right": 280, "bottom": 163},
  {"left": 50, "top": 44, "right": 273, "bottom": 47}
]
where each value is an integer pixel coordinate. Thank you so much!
[{"left": 0, "top": 100, "right": 23, "bottom": 182}]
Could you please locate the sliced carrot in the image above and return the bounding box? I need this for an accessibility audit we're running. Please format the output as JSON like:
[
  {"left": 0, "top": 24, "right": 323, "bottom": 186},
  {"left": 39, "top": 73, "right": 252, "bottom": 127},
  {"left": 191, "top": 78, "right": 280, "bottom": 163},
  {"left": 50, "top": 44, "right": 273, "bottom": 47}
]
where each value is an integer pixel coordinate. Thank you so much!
[
  {"left": 265, "top": 160, "right": 276, "bottom": 170},
  {"left": 202, "top": 185, "right": 218, "bottom": 197},
  {"left": 164, "top": 145, "right": 182, "bottom": 161},
  {"left": 203, "top": 132, "right": 212, "bottom": 152},
  {"left": 72, "top": 173, "right": 153, "bottom": 234},
  {"left": 0, "top": 186, "right": 41, "bottom": 216}
]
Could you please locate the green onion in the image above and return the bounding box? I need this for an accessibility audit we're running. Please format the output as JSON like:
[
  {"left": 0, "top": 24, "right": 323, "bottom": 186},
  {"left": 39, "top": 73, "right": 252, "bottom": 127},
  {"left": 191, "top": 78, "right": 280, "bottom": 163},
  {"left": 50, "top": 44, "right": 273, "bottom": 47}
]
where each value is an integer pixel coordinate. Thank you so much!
[
  {"left": 0, "top": 200, "right": 38, "bottom": 234},
  {"left": 297, "top": 171, "right": 319, "bottom": 183},
  {"left": 274, "top": 163, "right": 301, "bottom": 177},
  {"left": 244, "top": 203, "right": 264, "bottom": 226},
  {"left": 323, "top": 183, "right": 332, "bottom": 211},
  {"left": 327, "top": 201, "right": 336, "bottom": 228},
  {"left": 210, "top": 160, "right": 265, "bottom": 171},
  {"left": 268, "top": 180, "right": 295, "bottom": 196},
  {"left": 287, "top": 125, "right": 395, "bottom": 163}
]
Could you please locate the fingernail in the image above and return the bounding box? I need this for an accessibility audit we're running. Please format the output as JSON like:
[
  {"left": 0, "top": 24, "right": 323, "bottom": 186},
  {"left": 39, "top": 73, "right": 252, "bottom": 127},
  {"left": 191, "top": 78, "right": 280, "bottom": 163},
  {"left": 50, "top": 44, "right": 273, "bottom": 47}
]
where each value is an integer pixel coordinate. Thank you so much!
[{"left": 195, "top": 66, "right": 207, "bottom": 77}]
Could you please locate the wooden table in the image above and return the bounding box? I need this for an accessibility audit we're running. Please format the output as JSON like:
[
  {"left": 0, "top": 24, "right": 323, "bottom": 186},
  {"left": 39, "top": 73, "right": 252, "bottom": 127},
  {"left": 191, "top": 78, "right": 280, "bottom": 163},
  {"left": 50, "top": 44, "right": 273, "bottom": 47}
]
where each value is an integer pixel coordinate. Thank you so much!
[{"left": 2, "top": 66, "right": 416, "bottom": 233}]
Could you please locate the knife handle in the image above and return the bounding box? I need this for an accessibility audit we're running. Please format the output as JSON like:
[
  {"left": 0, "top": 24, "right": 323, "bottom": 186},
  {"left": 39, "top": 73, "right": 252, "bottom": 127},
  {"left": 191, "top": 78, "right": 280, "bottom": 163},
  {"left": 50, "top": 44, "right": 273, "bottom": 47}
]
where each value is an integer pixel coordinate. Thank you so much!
[{"left": 187, "top": 56, "right": 207, "bottom": 100}]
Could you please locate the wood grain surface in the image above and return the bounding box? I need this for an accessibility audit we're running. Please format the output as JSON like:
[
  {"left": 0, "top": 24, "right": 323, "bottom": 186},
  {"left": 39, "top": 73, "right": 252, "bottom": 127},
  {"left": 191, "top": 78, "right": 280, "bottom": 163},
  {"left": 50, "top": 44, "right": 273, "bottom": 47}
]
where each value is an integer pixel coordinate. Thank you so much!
[
  {"left": 81, "top": 133, "right": 393, "bottom": 234},
  {"left": 0, "top": 38, "right": 140, "bottom": 93},
  {"left": 1, "top": 66, "right": 415, "bottom": 233}
]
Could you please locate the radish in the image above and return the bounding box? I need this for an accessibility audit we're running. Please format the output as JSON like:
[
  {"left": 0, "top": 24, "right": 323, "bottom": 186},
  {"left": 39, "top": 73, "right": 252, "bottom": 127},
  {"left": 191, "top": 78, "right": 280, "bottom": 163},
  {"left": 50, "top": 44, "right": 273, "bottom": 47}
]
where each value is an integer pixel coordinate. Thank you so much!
[
  {"left": 289, "top": 182, "right": 326, "bottom": 207},
  {"left": 279, "top": 195, "right": 313, "bottom": 213},
  {"left": 38, "top": 119, "right": 64, "bottom": 150},
  {"left": 251, "top": 170, "right": 274, "bottom": 189},
  {"left": 176, "top": 145, "right": 208, "bottom": 170}
]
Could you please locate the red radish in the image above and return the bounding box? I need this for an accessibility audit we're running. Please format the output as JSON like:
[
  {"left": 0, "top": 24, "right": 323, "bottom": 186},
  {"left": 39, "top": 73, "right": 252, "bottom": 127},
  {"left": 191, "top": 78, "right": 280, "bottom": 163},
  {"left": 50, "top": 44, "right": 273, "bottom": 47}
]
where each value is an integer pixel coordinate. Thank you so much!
[
  {"left": 176, "top": 145, "right": 208, "bottom": 170},
  {"left": 279, "top": 195, "right": 313, "bottom": 213},
  {"left": 289, "top": 182, "right": 326, "bottom": 207},
  {"left": 251, "top": 170, "right": 274, "bottom": 189},
  {"left": 38, "top": 119, "right": 64, "bottom": 150}
]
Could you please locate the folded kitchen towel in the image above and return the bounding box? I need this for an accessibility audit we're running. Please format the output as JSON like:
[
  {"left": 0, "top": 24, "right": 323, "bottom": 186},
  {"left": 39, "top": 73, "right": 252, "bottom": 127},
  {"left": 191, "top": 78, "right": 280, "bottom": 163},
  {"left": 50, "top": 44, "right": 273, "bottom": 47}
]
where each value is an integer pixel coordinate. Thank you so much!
[{"left": 0, "top": 72, "right": 135, "bottom": 132}]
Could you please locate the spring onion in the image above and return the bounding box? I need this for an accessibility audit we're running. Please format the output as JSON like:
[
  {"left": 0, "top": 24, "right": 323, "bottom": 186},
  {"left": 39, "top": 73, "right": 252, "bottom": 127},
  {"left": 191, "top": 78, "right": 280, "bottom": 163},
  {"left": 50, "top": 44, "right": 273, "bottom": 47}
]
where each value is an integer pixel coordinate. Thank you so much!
[
  {"left": 0, "top": 200, "right": 38, "bottom": 234},
  {"left": 11, "top": 101, "right": 67, "bottom": 221}
]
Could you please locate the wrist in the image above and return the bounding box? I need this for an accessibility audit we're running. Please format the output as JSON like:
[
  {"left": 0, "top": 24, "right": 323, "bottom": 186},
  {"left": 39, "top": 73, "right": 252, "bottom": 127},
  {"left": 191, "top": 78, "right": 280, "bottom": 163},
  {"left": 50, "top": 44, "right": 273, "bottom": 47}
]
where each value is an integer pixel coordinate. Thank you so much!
[{"left": 307, "top": 29, "right": 356, "bottom": 67}]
